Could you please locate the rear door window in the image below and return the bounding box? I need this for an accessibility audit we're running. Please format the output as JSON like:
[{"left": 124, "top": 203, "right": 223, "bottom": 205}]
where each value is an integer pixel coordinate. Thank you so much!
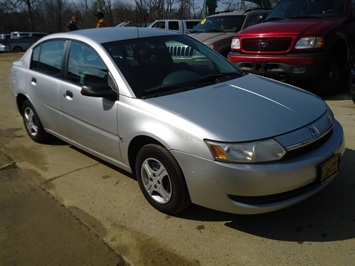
[
  {"left": 30, "top": 40, "right": 65, "bottom": 77},
  {"left": 168, "top": 21, "right": 179, "bottom": 31}
]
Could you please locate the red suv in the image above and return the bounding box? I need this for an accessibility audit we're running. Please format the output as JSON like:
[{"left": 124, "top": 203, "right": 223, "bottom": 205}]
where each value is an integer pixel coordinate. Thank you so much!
[{"left": 228, "top": 0, "right": 355, "bottom": 94}]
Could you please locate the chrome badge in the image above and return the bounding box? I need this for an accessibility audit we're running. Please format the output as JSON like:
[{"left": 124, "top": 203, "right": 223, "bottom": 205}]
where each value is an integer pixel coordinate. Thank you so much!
[
  {"left": 308, "top": 125, "right": 319, "bottom": 136},
  {"left": 258, "top": 42, "right": 268, "bottom": 49}
]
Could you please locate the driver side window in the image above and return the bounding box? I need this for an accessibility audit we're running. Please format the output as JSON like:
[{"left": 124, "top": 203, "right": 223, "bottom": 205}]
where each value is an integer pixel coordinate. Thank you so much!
[{"left": 66, "top": 41, "right": 108, "bottom": 86}]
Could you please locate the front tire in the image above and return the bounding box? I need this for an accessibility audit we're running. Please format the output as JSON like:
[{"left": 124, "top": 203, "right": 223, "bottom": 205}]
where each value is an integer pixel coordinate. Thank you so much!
[
  {"left": 22, "top": 100, "right": 49, "bottom": 143},
  {"left": 318, "top": 52, "right": 343, "bottom": 95},
  {"left": 135, "top": 144, "right": 191, "bottom": 215}
]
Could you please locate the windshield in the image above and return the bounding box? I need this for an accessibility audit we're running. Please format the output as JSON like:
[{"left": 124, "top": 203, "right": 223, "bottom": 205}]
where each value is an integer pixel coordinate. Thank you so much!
[
  {"left": 267, "top": 0, "right": 347, "bottom": 20},
  {"left": 104, "top": 35, "right": 243, "bottom": 98},
  {"left": 191, "top": 15, "right": 246, "bottom": 33}
]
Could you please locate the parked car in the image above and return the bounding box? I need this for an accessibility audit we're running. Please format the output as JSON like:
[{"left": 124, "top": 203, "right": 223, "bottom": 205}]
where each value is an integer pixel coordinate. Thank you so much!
[
  {"left": 1, "top": 32, "right": 47, "bottom": 52},
  {"left": 0, "top": 33, "right": 11, "bottom": 40},
  {"left": 10, "top": 27, "right": 344, "bottom": 215},
  {"left": 228, "top": 0, "right": 355, "bottom": 94},
  {"left": 148, "top": 19, "right": 201, "bottom": 34},
  {"left": 189, "top": 9, "right": 271, "bottom": 57},
  {"left": 0, "top": 33, "right": 11, "bottom": 52},
  {"left": 10, "top": 31, "right": 47, "bottom": 39}
]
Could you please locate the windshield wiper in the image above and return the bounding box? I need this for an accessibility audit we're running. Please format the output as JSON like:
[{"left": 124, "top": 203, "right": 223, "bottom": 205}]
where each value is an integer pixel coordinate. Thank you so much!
[
  {"left": 207, "top": 28, "right": 223, "bottom": 33},
  {"left": 264, "top": 17, "right": 285, "bottom": 22},
  {"left": 193, "top": 72, "right": 243, "bottom": 84},
  {"left": 140, "top": 72, "right": 243, "bottom": 99},
  {"left": 141, "top": 83, "right": 197, "bottom": 99}
]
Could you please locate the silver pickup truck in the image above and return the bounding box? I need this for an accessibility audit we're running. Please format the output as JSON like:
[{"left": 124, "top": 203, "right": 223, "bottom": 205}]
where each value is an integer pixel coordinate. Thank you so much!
[{"left": 147, "top": 19, "right": 201, "bottom": 34}]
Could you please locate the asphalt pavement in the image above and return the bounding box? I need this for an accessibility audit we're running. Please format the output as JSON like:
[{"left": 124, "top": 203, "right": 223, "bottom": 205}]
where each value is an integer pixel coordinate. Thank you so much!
[{"left": 0, "top": 149, "right": 128, "bottom": 266}]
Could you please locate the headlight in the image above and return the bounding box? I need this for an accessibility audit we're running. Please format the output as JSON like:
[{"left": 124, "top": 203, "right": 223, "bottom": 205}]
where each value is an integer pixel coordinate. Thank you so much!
[
  {"left": 231, "top": 38, "right": 241, "bottom": 50},
  {"left": 205, "top": 139, "right": 286, "bottom": 163},
  {"left": 295, "top": 37, "right": 324, "bottom": 49}
]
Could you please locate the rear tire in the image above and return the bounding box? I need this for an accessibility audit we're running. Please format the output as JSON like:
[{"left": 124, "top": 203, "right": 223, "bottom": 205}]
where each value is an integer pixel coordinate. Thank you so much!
[
  {"left": 318, "top": 51, "right": 344, "bottom": 95},
  {"left": 21, "top": 100, "right": 49, "bottom": 143}
]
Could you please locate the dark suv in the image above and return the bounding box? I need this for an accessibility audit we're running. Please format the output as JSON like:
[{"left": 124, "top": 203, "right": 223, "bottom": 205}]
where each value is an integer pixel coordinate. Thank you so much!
[
  {"left": 189, "top": 9, "right": 270, "bottom": 57},
  {"left": 228, "top": 0, "right": 355, "bottom": 94},
  {"left": 351, "top": 63, "right": 355, "bottom": 102}
]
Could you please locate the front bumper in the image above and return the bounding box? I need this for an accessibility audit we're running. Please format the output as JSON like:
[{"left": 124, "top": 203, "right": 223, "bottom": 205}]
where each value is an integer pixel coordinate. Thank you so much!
[
  {"left": 173, "top": 121, "right": 345, "bottom": 214},
  {"left": 228, "top": 52, "right": 328, "bottom": 80}
]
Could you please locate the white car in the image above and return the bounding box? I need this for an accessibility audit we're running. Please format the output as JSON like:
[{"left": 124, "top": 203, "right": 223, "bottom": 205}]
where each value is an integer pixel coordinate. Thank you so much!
[{"left": 10, "top": 27, "right": 345, "bottom": 215}]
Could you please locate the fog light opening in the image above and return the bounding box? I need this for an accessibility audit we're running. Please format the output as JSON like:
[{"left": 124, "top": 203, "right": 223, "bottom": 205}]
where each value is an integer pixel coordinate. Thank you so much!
[{"left": 292, "top": 66, "right": 307, "bottom": 74}]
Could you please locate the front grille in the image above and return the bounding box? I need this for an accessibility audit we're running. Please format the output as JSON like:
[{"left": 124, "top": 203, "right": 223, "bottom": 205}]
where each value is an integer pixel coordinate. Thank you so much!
[
  {"left": 283, "top": 129, "right": 333, "bottom": 161},
  {"left": 242, "top": 38, "right": 292, "bottom": 52},
  {"left": 168, "top": 46, "right": 195, "bottom": 57}
]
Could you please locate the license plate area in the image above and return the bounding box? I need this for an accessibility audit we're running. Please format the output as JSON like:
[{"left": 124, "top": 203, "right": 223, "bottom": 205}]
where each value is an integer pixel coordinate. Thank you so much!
[{"left": 319, "top": 154, "right": 341, "bottom": 183}]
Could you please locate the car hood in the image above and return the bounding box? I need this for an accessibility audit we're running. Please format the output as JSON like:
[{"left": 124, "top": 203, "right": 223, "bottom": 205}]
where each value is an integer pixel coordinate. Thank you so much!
[
  {"left": 238, "top": 18, "right": 343, "bottom": 37},
  {"left": 190, "top": 32, "right": 234, "bottom": 44},
  {"left": 147, "top": 74, "right": 326, "bottom": 141}
]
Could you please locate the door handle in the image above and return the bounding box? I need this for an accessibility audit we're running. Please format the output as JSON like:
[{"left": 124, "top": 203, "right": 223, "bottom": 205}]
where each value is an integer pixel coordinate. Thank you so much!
[{"left": 64, "top": 90, "right": 73, "bottom": 100}]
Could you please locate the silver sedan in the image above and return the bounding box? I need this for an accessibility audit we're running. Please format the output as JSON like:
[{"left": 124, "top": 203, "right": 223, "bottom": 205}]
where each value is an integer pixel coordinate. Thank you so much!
[{"left": 9, "top": 27, "right": 345, "bottom": 215}]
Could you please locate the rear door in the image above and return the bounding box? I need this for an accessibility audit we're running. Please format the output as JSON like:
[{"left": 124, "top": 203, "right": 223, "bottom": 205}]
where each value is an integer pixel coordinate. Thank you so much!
[{"left": 27, "top": 39, "right": 67, "bottom": 137}]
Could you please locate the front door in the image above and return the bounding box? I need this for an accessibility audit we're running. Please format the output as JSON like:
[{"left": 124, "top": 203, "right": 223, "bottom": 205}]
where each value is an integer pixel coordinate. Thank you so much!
[{"left": 60, "top": 41, "right": 122, "bottom": 162}]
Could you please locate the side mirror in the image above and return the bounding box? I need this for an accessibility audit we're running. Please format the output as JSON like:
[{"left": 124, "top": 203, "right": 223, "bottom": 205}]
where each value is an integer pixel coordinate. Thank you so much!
[
  {"left": 81, "top": 84, "right": 117, "bottom": 99},
  {"left": 257, "top": 15, "right": 265, "bottom": 23}
]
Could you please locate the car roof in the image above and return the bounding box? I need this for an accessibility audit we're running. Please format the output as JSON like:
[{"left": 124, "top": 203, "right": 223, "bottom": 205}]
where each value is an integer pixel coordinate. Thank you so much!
[
  {"left": 41, "top": 27, "right": 180, "bottom": 45},
  {"left": 11, "top": 31, "right": 47, "bottom": 35},
  {"left": 151, "top": 19, "right": 201, "bottom": 22}
]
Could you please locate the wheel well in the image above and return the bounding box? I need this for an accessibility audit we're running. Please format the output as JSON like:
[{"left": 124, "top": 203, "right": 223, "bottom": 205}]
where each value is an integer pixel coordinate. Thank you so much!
[
  {"left": 16, "top": 94, "right": 28, "bottom": 115},
  {"left": 128, "top": 136, "right": 163, "bottom": 176},
  {"left": 329, "top": 41, "right": 348, "bottom": 64},
  {"left": 221, "top": 48, "right": 230, "bottom": 58},
  {"left": 12, "top": 46, "right": 23, "bottom": 52}
]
